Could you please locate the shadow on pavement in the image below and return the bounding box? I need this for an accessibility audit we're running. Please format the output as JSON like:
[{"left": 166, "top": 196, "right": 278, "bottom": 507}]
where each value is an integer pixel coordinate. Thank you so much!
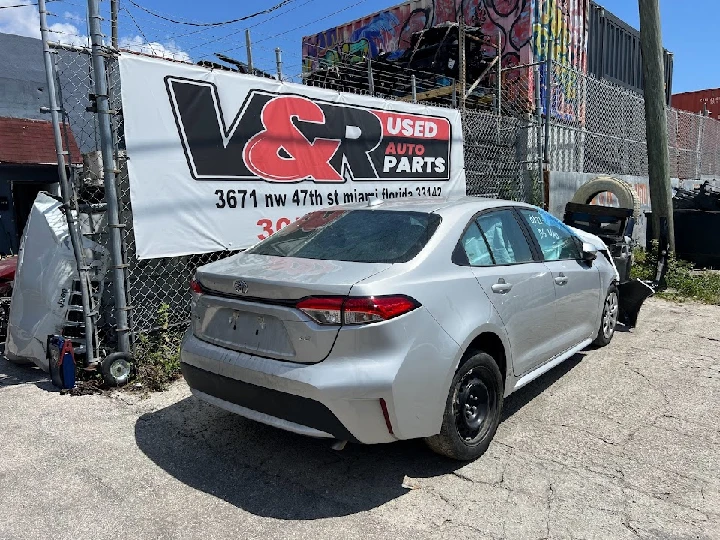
[
  {"left": 135, "top": 352, "right": 586, "bottom": 520},
  {"left": 0, "top": 354, "right": 49, "bottom": 387},
  {"left": 501, "top": 352, "right": 586, "bottom": 421}
]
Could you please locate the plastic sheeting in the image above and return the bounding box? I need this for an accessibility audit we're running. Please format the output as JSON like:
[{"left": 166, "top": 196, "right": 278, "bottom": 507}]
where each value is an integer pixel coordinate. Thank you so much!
[{"left": 5, "top": 192, "right": 106, "bottom": 371}]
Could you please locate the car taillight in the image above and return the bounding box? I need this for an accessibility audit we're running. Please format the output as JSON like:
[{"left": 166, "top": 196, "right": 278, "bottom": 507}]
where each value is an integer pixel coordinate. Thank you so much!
[
  {"left": 296, "top": 296, "right": 419, "bottom": 326},
  {"left": 190, "top": 278, "right": 203, "bottom": 294},
  {"left": 295, "top": 297, "right": 344, "bottom": 325}
]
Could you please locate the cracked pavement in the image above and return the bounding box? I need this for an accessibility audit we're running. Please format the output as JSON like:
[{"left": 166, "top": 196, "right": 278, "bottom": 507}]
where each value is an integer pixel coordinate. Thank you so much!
[{"left": 1, "top": 299, "right": 719, "bottom": 539}]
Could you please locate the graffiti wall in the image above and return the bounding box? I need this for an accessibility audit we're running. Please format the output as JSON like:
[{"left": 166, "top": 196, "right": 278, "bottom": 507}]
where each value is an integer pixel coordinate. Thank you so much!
[
  {"left": 302, "top": 0, "right": 535, "bottom": 73},
  {"left": 302, "top": 0, "right": 589, "bottom": 119},
  {"left": 533, "top": 0, "right": 589, "bottom": 119}
]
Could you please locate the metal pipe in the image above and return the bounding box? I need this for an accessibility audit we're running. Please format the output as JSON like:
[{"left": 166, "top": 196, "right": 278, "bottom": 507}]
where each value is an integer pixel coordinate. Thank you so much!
[
  {"left": 458, "top": 16, "right": 466, "bottom": 110},
  {"left": 451, "top": 78, "right": 457, "bottom": 108},
  {"left": 497, "top": 30, "right": 502, "bottom": 117},
  {"left": 367, "top": 55, "right": 374, "bottom": 96},
  {"left": 543, "top": 37, "right": 554, "bottom": 166},
  {"left": 411, "top": 75, "right": 417, "bottom": 103},
  {"left": 87, "top": 0, "right": 131, "bottom": 354},
  {"left": 534, "top": 65, "right": 545, "bottom": 206},
  {"left": 111, "top": 0, "right": 118, "bottom": 48},
  {"left": 38, "top": 0, "right": 96, "bottom": 365},
  {"left": 275, "top": 47, "right": 283, "bottom": 80},
  {"left": 245, "top": 29, "right": 254, "bottom": 75}
]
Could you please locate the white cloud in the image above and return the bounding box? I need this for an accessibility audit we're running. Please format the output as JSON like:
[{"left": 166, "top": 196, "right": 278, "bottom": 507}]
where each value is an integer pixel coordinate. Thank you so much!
[
  {"left": 0, "top": 1, "right": 41, "bottom": 37},
  {"left": 0, "top": 0, "right": 88, "bottom": 46},
  {"left": 119, "top": 35, "right": 191, "bottom": 62},
  {"left": 0, "top": 2, "right": 191, "bottom": 62},
  {"left": 63, "top": 11, "right": 84, "bottom": 25}
]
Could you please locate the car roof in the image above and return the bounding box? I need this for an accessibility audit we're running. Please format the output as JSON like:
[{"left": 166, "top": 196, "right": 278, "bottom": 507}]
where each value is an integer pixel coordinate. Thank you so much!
[{"left": 338, "top": 196, "right": 538, "bottom": 214}]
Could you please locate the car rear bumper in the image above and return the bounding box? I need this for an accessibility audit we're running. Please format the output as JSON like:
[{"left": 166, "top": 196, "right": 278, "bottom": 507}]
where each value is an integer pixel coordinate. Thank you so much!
[
  {"left": 181, "top": 361, "right": 359, "bottom": 441},
  {"left": 179, "top": 306, "right": 460, "bottom": 444},
  {"left": 180, "top": 329, "right": 401, "bottom": 444}
]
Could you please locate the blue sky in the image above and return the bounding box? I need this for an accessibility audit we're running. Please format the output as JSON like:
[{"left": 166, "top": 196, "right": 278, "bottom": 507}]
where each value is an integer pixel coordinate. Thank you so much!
[{"left": 0, "top": 0, "right": 715, "bottom": 92}]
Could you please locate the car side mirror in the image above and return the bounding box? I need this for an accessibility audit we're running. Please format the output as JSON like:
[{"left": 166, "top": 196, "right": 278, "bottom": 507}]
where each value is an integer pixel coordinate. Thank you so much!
[{"left": 582, "top": 242, "right": 598, "bottom": 262}]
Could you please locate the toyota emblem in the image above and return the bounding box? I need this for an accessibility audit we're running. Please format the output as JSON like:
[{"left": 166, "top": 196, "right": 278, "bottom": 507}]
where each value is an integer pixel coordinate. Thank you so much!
[{"left": 233, "top": 280, "right": 249, "bottom": 295}]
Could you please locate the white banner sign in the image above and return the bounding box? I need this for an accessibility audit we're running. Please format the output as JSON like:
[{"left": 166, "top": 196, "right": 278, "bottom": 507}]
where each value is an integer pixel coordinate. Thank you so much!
[{"left": 119, "top": 53, "right": 466, "bottom": 259}]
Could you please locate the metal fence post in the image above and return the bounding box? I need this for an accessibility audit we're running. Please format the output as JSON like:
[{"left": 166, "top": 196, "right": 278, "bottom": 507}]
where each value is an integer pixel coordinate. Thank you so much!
[
  {"left": 458, "top": 17, "right": 466, "bottom": 110},
  {"left": 38, "top": 0, "right": 97, "bottom": 364},
  {"left": 275, "top": 47, "right": 283, "bottom": 80},
  {"left": 534, "top": 64, "right": 544, "bottom": 205},
  {"left": 87, "top": 0, "right": 131, "bottom": 354},
  {"left": 411, "top": 75, "right": 417, "bottom": 103},
  {"left": 496, "top": 30, "right": 502, "bottom": 117},
  {"left": 110, "top": 0, "right": 118, "bottom": 48},
  {"left": 451, "top": 79, "right": 457, "bottom": 108},
  {"left": 245, "top": 29, "right": 254, "bottom": 75},
  {"left": 543, "top": 38, "right": 554, "bottom": 167},
  {"left": 367, "top": 55, "right": 374, "bottom": 96}
]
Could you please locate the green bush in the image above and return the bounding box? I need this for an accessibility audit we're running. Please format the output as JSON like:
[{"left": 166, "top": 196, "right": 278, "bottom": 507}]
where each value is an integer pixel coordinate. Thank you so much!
[{"left": 632, "top": 243, "right": 720, "bottom": 305}]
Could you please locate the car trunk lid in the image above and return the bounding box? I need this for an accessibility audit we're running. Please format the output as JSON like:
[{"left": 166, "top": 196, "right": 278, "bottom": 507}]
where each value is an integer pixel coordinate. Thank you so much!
[{"left": 193, "top": 254, "right": 389, "bottom": 363}]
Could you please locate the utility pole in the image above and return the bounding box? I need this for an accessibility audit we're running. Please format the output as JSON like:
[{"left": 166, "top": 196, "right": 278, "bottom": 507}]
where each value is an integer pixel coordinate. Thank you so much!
[{"left": 639, "top": 0, "right": 675, "bottom": 251}]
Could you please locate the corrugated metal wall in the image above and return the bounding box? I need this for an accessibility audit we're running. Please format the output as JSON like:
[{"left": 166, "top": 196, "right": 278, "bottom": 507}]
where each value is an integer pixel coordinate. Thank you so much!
[
  {"left": 587, "top": 2, "right": 673, "bottom": 103},
  {"left": 672, "top": 89, "right": 720, "bottom": 121}
]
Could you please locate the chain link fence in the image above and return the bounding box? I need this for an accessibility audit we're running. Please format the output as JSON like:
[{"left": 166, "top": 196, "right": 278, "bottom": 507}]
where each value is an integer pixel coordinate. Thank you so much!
[
  {"left": 548, "top": 61, "right": 719, "bottom": 181},
  {"left": 45, "top": 41, "right": 720, "bottom": 362}
]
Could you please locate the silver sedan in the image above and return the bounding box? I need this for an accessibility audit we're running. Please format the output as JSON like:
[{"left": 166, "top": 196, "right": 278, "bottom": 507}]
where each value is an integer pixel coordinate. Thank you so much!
[{"left": 180, "top": 197, "right": 619, "bottom": 461}]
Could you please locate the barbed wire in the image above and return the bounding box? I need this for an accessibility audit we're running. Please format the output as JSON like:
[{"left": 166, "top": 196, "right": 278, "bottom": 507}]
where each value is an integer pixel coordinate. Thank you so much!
[
  {"left": 125, "top": 0, "right": 294, "bottom": 27},
  {"left": 182, "top": 0, "right": 318, "bottom": 56},
  {"left": 214, "top": 0, "right": 372, "bottom": 56}
]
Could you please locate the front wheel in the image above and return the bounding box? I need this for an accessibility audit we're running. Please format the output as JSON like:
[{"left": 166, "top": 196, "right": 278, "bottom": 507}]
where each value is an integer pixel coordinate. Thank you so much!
[
  {"left": 425, "top": 351, "right": 504, "bottom": 461},
  {"left": 593, "top": 284, "right": 619, "bottom": 347}
]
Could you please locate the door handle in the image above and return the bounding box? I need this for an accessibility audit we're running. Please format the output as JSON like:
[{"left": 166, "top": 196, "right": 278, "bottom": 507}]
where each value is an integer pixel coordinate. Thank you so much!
[
  {"left": 491, "top": 278, "right": 513, "bottom": 294},
  {"left": 554, "top": 272, "right": 568, "bottom": 286}
]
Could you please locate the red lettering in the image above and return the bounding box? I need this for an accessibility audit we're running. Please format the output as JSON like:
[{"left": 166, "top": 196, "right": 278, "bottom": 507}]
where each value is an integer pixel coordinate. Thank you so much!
[
  {"left": 386, "top": 142, "right": 396, "bottom": 155},
  {"left": 244, "top": 96, "right": 342, "bottom": 182}
]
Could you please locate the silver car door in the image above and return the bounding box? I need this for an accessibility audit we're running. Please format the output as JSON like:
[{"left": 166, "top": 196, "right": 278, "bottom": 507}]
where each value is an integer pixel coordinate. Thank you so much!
[
  {"left": 517, "top": 208, "right": 602, "bottom": 350},
  {"left": 460, "top": 210, "right": 559, "bottom": 377}
]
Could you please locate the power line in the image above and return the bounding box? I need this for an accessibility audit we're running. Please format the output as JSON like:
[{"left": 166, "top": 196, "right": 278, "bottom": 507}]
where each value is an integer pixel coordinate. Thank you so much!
[
  {"left": 0, "top": 1, "right": 50, "bottom": 9},
  {"left": 183, "top": 0, "right": 317, "bottom": 54},
  {"left": 216, "top": 0, "right": 371, "bottom": 56},
  {"left": 125, "top": 0, "right": 294, "bottom": 27}
]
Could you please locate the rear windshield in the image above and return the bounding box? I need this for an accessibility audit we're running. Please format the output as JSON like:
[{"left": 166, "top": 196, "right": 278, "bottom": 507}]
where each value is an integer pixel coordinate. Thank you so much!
[{"left": 247, "top": 210, "right": 442, "bottom": 263}]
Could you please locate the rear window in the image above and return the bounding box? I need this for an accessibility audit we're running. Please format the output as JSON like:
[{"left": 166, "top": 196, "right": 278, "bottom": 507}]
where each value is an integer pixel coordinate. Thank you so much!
[{"left": 247, "top": 210, "right": 441, "bottom": 263}]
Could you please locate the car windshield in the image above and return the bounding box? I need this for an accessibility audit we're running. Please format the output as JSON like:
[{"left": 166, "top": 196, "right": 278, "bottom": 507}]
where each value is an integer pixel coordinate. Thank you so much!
[{"left": 247, "top": 210, "right": 442, "bottom": 264}]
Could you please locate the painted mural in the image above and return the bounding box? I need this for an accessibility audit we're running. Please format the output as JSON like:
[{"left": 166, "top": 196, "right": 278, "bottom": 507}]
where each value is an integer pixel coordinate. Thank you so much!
[
  {"left": 302, "top": 0, "right": 535, "bottom": 73},
  {"left": 533, "top": 0, "right": 589, "bottom": 119},
  {"left": 302, "top": 0, "right": 589, "bottom": 119}
]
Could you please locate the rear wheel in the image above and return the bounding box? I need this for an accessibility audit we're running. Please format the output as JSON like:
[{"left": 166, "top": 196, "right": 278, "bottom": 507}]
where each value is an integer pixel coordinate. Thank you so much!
[
  {"left": 425, "top": 351, "right": 503, "bottom": 461},
  {"left": 593, "top": 285, "right": 619, "bottom": 347}
]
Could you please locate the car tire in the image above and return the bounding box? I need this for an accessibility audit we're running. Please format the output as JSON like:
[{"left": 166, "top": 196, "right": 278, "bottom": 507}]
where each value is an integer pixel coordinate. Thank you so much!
[
  {"left": 593, "top": 284, "right": 620, "bottom": 347},
  {"left": 425, "top": 351, "right": 504, "bottom": 461}
]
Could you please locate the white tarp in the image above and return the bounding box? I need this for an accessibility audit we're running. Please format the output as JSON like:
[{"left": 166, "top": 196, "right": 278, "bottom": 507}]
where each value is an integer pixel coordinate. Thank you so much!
[
  {"left": 119, "top": 53, "right": 466, "bottom": 259},
  {"left": 5, "top": 193, "right": 107, "bottom": 370}
]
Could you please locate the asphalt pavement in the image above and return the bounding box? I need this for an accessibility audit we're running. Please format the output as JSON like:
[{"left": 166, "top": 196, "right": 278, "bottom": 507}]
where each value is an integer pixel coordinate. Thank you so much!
[{"left": 1, "top": 298, "right": 718, "bottom": 539}]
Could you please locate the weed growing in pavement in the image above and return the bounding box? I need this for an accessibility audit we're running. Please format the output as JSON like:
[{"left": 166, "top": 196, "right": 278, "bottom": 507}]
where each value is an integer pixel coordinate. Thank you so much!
[
  {"left": 632, "top": 243, "right": 720, "bottom": 305},
  {"left": 133, "top": 303, "right": 183, "bottom": 392}
]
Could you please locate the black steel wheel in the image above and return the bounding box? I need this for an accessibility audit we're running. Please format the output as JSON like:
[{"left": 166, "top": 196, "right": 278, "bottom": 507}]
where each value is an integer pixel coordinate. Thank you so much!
[{"left": 425, "top": 351, "right": 504, "bottom": 461}]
